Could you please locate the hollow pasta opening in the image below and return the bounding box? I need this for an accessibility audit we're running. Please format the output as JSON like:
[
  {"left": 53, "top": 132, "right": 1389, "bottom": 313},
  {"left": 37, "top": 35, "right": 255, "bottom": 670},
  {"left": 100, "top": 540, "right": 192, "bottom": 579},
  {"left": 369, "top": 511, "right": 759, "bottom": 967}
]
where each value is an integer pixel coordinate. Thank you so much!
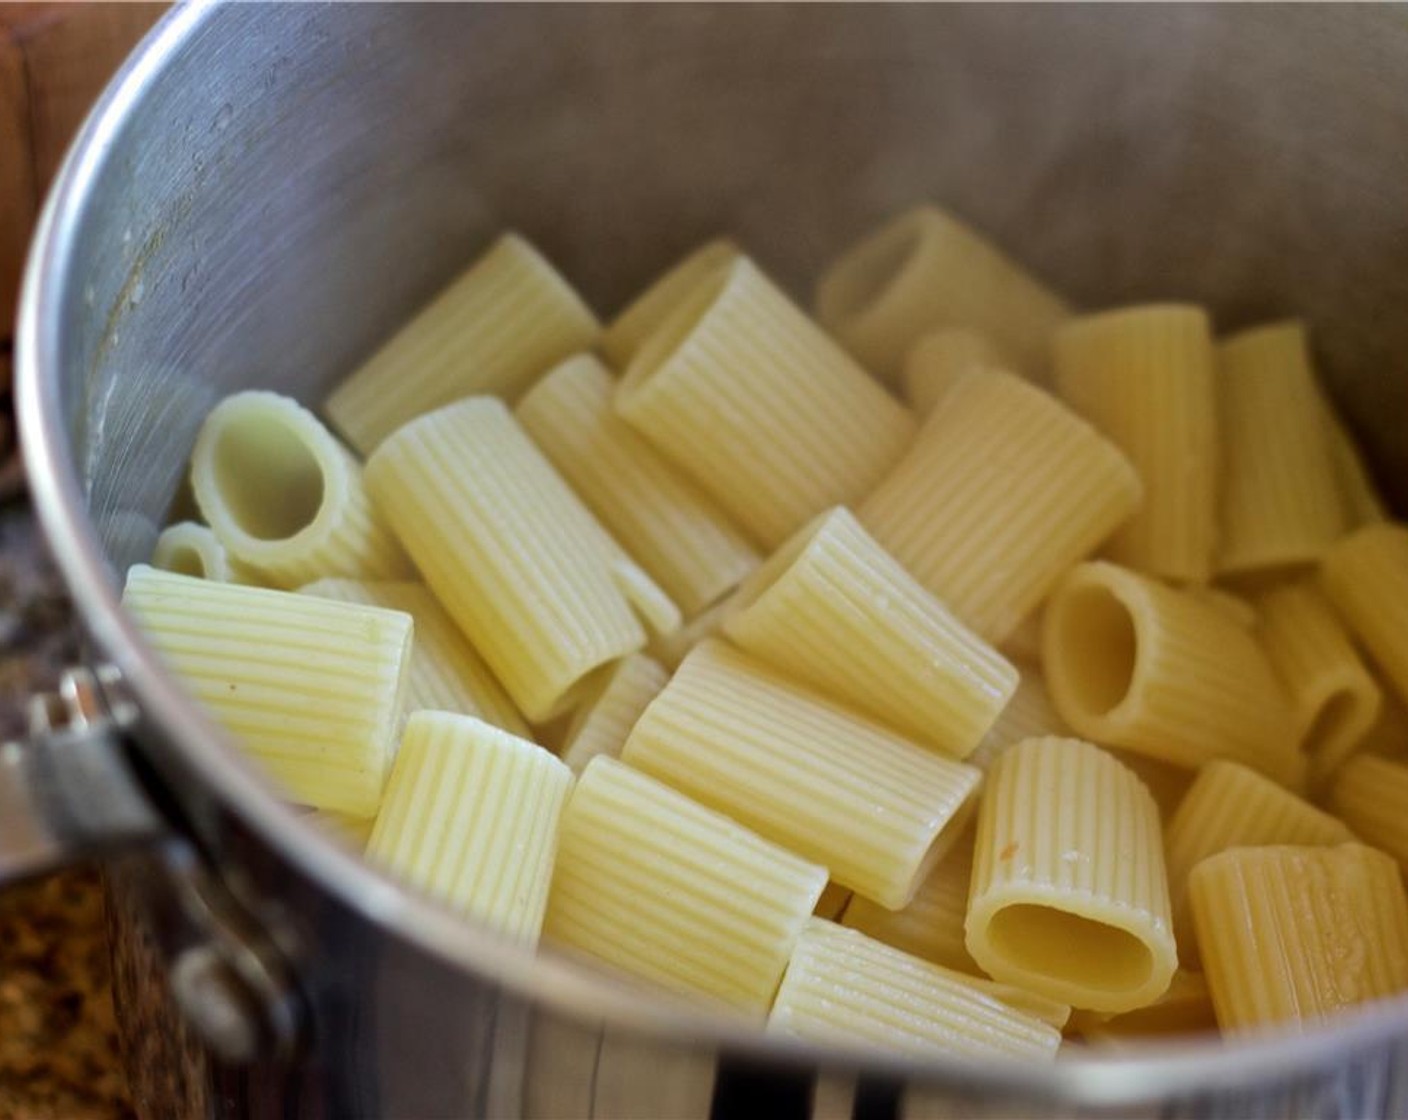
[
  {"left": 1050, "top": 583, "right": 1137, "bottom": 717},
  {"left": 726, "top": 509, "right": 829, "bottom": 617},
  {"left": 210, "top": 409, "right": 326, "bottom": 542},
  {"left": 161, "top": 543, "right": 208, "bottom": 578},
  {"left": 987, "top": 903, "right": 1154, "bottom": 995},
  {"left": 617, "top": 262, "right": 734, "bottom": 401},
  {"left": 817, "top": 211, "right": 925, "bottom": 323}
]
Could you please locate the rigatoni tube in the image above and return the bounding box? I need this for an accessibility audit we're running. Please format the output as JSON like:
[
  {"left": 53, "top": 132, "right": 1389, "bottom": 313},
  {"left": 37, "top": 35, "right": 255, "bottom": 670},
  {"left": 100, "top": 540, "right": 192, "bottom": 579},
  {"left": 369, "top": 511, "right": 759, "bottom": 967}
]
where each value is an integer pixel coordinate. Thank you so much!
[
  {"left": 364, "top": 398, "right": 648, "bottom": 722},
  {"left": 814, "top": 205, "right": 1070, "bottom": 385},
  {"left": 558, "top": 654, "right": 669, "bottom": 775},
  {"left": 1217, "top": 322, "right": 1346, "bottom": 575},
  {"left": 965, "top": 737, "right": 1176, "bottom": 1014},
  {"left": 769, "top": 919, "right": 1061, "bottom": 1061},
  {"left": 190, "top": 391, "right": 409, "bottom": 589},
  {"left": 1329, "top": 756, "right": 1408, "bottom": 874},
  {"left": 1053, "top": 304, "right": 1217, "bottom": 583},
  {"left": 543, "top": 757, "right": 826, "bottom": 1015},
  {"left": 901, "top": 329, "right": 1011, "bottom": 417},
  {"left": 599, "top": 239, "right": 739, "bottom": 368},
  {"left": 964, "top": 668, "right": 1070, "bottom": 774},
  {"left": 723, "top": 507, "right": 1017, "bottom": 759},
  {"left": 1043, "top": 561, "right": 1301, "bottom": 784},
  {"left": 859, "top": 369, "right": 1142, "bottom": 644},
  {"left": 152, "top": 521, "right": 261, "bottom": 585},
  {"left": 621, "top": 640, "right": 981, "bottom": 909},
  {"left": 1320, "top": 524, "right": 1408, "bottom": 708},
  {"left": 516, "top": 354, "right": 758, "bottom": 617},
  {"left": 121, "top": 565, "right": 410, "bottom": 817},
  {"left": 300, "top": 579, "right": 529, "bottom": 737},
  {"left": 324, "top": 233, "right": 600, "bottom": 454},
  {"left": 615, "top": 255, "right": 915, "bottom": 549},
  {"left": 1190, "top": 844, "right": 1408, "bottom": 1032}
]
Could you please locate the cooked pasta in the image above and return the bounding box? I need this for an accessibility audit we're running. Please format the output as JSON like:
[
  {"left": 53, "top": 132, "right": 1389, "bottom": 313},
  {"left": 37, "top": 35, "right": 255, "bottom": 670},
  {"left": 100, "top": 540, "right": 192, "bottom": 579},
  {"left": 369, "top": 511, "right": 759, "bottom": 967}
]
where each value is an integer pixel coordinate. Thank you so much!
[
  {"left": 558, "top": 654, "right": 669, "bottom": 774},
  {"left": 615, "top": 255, "right": 915, "bottom": 549},
  {"left": 367, "top": 712, "right": 573, "bottom": 945},
  {"left": 999, "top": 611, "right": 1044, "bottom": 665},
  {"left": 901, "top": 328, "right": 1011, "bottom": 417},
  {"left": 813, "top": 206, "right": 1070, "bottom": 385},
  {"left": 813, "top": 881, "right": 853, "bottom": 921},
  {"left": 190, "top": 391, "right": 409, "bottom": 588},
  {"left": 722, "top": 507, "right": 1017, "bottom": 759},
  {"left": 964, "top": 668, "right": 1070, "bottom": 774},
  {"left": 324, "top": 233, "right": 600, "bottom": 453},
  {"left": 1255, "top": 581, "right": 1381, "bottom": 784},
  {"left": 1329, "top": 755, "right": 1408, "bottom": 874},
  {"left": 599, "top": 239, "right": 740, "bottom": 368},
  {"left": 1320, "top": 524, "right": 1408, "bottom": 708},
  {"left": 1163, "top": 760, "right": 1354, "bottom": 963},
  {"left": 1185, "top": 586, "right": 1258, "bottom": 630},
  {"left": 363, "top": 397, "right": 649, "bottom": 722},
  {"left": 121, "top": 564, "right": 410, "bottom": 817},
  {"left": 645, "top": 592, "right": 735, "bottom": 670},
  {"left": 1053, "top": 304, "right": 1218, "bottom": 583},
  {"left": 299, "top": 579, "right": 528, "bottom": 737},
  {"left": 859, "top": 369, "right": 1142, "bottom": 644},
  {"left": 1323, "top": 400, "right": 1389, "bottom": 527},
  {"left": 1043, "top": 561, "right": 1302, "bottom": 785},
  {"left": 1190, "top": 844, "right": 1408, "bottom": 1031},
  {"left": 620, "top": 639, "right": 981, "bottom": 909},
  {"left": 1075, "top": 971, "right": 1216, "bottom": 1042},
  {"left": 303, "top": 809, "right": 376, "bottom": 851},
  {"left": 543, "top": 757, "right": 826, "bottom": 1015},
  {"left": 966, "top": 737, "right": 1176, "bottom": 1014},
  {"left": 152, "top": 521, "right": 261, "bottom": 585},
  {"left": 516, "top": 353, "right": 759, "bottom": 616},
  {"left": 769, "top": 919, "right": 1062, "bottom": 1060},
  {"left": 1217, "top": 322, "right": 1346, "bottom": 575},
  {"left": 1101, "top": 747, "right": 1194, "bottom": 821}
]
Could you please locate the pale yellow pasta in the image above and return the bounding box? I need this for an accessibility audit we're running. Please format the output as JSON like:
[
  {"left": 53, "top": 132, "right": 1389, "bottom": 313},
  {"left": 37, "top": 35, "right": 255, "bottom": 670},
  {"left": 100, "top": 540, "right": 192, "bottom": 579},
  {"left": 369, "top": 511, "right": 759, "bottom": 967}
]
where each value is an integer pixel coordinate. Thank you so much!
[
  {"left": 1323, "top": 400, "right": 1389, "bottom": 527},
  {"left": 303, "top": 809, "right": 376, "bottom": 851},
  {"left": 966, "top": 737, "right": 1176, "bottom": 1013},
  {"left": 516, "top": 354, "right": 759, "bottom": 616},
  {"left": 645, "top": 592, "right": 735, "bottom": 671},
  {"left": 964, "top": 667, "right": 1070, "bottom": 774},
  {"left": 1320, "top": 524, "right": 1408, "bottom": 708},
  {"left": 999, "top": 610, "right": 1044, "bottom": 665},
  {"left": 368, "top": 712, "right": 573, "bottom": 946},
  {"left": 121, "top": 565, "right": 410, "bottom": 817},
  {"left": 558, "top": 654, "right": 669, "bottom": 774},
  {"left": 859, "top": 369, "right": 1142, "bottom": 644},
  {"left": 615, "top": 255, "right": 915, "bottom": 549},
  {"left": 843, "top": 825, "right": 978, "bottom": 976},
  {"left": 1163, "top": 760, "right": 1354, "bottom": 964},
  {"left": 1074, "top": 971, "right": 1216, "bottom": 1042},
  {"left": 1362, "top": 692, "right": 1408, "bottom": 762},
  {"left": 1101, "top": 747, "right": 1194, "bottom": 821},
  {"left": 364, "top": 398, "right": 649, "bottom": 722},
  {"left": 190, "top": 391, "right": 409, "bottom": 588},
  {"left": 1217, "top": 322, "right": 1346, "bottom": 575},
  {"left": 769, "top": 919, "right": 1062, "bottom": 1061},
  {"left": 1053, "top": 304, "right": 1217, "bottom": 582},
  {"left": 543, "top": 757, "right": 826, "bottom": 1015},
  {"left": 1329, "top": 755, "right": 1408, "bottom": 874},
  {"left": 722, "top": 507, "right": 1017, "bottom": 759},
  {"left": 324, "top": 233, "right": 600, "bottom": 453},
  {"left": 1184, "top": 586, "right": 1258, "bottom": 630},
  {"left": 299, "top": 579, "right": 529, "bottom": 737},
  {"left": 599, "top": 239, "right": 740, "bottom": 368},
  {"left": 813, "top": 205, "right": 1070, "bottom": 385},
  {"left": 620, "top": 640, "right": 981, "bottom": 909},
  {"left": 1190, "top": 844, "right": 1408, "bottom": 1032},
  {"left": 1255, "top": 581, "right": 1381, "bottom": 783},
  {"left": 813, "top": 881, "right": 853, "bottom": 921},
  {"left": 901, "top": 328, "right": 1011, "bottom": 417},
  {"left": 151, "top": 521, "right": 261, "bottom": 585},
  {"left": 960, "top": 978, "right": 1072, "bottom": 1031},
  {"left": 1043, "top": 561, "right": 1302, "bottom": 785}
]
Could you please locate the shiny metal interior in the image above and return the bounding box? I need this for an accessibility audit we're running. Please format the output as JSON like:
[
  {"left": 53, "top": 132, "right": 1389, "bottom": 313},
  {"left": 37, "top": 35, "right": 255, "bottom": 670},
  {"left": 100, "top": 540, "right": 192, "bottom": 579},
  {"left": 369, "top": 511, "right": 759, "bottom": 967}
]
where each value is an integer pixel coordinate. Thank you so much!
[{"left": 18, "top": 3, "right": 1408, "bottom": 1114}]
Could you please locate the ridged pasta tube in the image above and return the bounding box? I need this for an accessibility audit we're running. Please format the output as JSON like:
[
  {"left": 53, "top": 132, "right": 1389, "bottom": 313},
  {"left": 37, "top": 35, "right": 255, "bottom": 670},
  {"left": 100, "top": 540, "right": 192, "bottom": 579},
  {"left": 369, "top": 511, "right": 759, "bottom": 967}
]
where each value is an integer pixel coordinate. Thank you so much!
[
  {"left": 615, "top": 255, "right": 915, "bottom": 549},
  {"left": 300, "top": 579, "right": 528, "bottom": 737},
  {"left": 1053, "top": 304, "right": 1217, "bottom": 582},
  {"left": 324, "top": 233, "right": 600, "bottom": 453},
  {"left": 901, "top": 329, "right": 1011, "bottom": 417},
  {"left": 1164, "top": 760, "right": 1354, "bottom": 964},
  {"left": 1190, "top": 844, "right": 1408, "bottom": 1031},
  {"left": 860, "top": 370, "right": 1142, "bottom": 644},
  {"left": 558, "top": 654, "right": 669, "bottom": 774},
  {"left": 646, "top": 592, "right": 734, "bottom": 670},
  {"left": 368, "top": 712, "right": 573, "bottom": 945},
  {"left": 1323, "top": 401, "right": 1388, "bottom": 527},
  {"left": 364, "top": 398, "right": 651, "bottom": 722},
  {"left": 769, "top": 919, "right": 1062, "bottom": 1061},
  {"left": 190, "top": 391, "right": 409, "bottom": 588},
  {"left": 1074, "top": 970, "right": 1216, "bottom": 1043},
  {"left": 814, "top": 881, "right": 852, "bottom": 921},
  {"left": 122, "top": 565, "right": 410, "bottom": 817},
  {"left": 1320, "top": 524, "right": 1408, "bottom": 708},
  {"left": 599, "top": 239, "right": 739, "bottom": 368},
  {"left": 964, "top": 668, "right": 1070, "bottom": 774},
  {"left": 722, "top": 507, "right": 1017, "bottom": 759},
  {"left": 966, "top": 737, "right": 1176, "bottom": 1014},
  {"left": 1255, "top": 582, "right": 1381, "bottom": 784},
  {"left": 813, "top": 206, "right": 1070, "bottom": 385},
  {"left": 151, "top": 521, "right": 261, "bottom": 585},
  {"left": 543, "top": 757, "right": 826, "bottom": 1015},
  {"left": 517, "top": 354, "right": 758, "bottom": 616},
  {"left": 1329, "top": 756, "right": 1408, "bottom": 874},
  {"left": 1217, "top": 322, "right": 1346, "bottom": 575},
  {"left": 621, "top": 640, "right": 981, "bottom": 909},
  {"left": 1043, "top": 561, "right": 1301, "bottom": 784}
]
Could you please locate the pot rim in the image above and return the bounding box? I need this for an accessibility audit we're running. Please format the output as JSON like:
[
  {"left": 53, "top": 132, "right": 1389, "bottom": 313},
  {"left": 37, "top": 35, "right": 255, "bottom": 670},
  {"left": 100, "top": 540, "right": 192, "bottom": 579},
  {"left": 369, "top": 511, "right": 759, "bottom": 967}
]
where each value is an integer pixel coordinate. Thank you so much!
[{"left": 16, "top": 0, "right": 1408, "bottom": 1102}]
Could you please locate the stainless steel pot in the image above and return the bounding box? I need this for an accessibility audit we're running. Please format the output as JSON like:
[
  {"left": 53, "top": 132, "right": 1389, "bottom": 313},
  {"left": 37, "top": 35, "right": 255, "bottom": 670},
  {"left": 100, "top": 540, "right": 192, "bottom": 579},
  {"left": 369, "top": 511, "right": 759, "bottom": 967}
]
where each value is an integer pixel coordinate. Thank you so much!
[{"left": 12, "top": 3, "right": 1408, "bottom": 1117}]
